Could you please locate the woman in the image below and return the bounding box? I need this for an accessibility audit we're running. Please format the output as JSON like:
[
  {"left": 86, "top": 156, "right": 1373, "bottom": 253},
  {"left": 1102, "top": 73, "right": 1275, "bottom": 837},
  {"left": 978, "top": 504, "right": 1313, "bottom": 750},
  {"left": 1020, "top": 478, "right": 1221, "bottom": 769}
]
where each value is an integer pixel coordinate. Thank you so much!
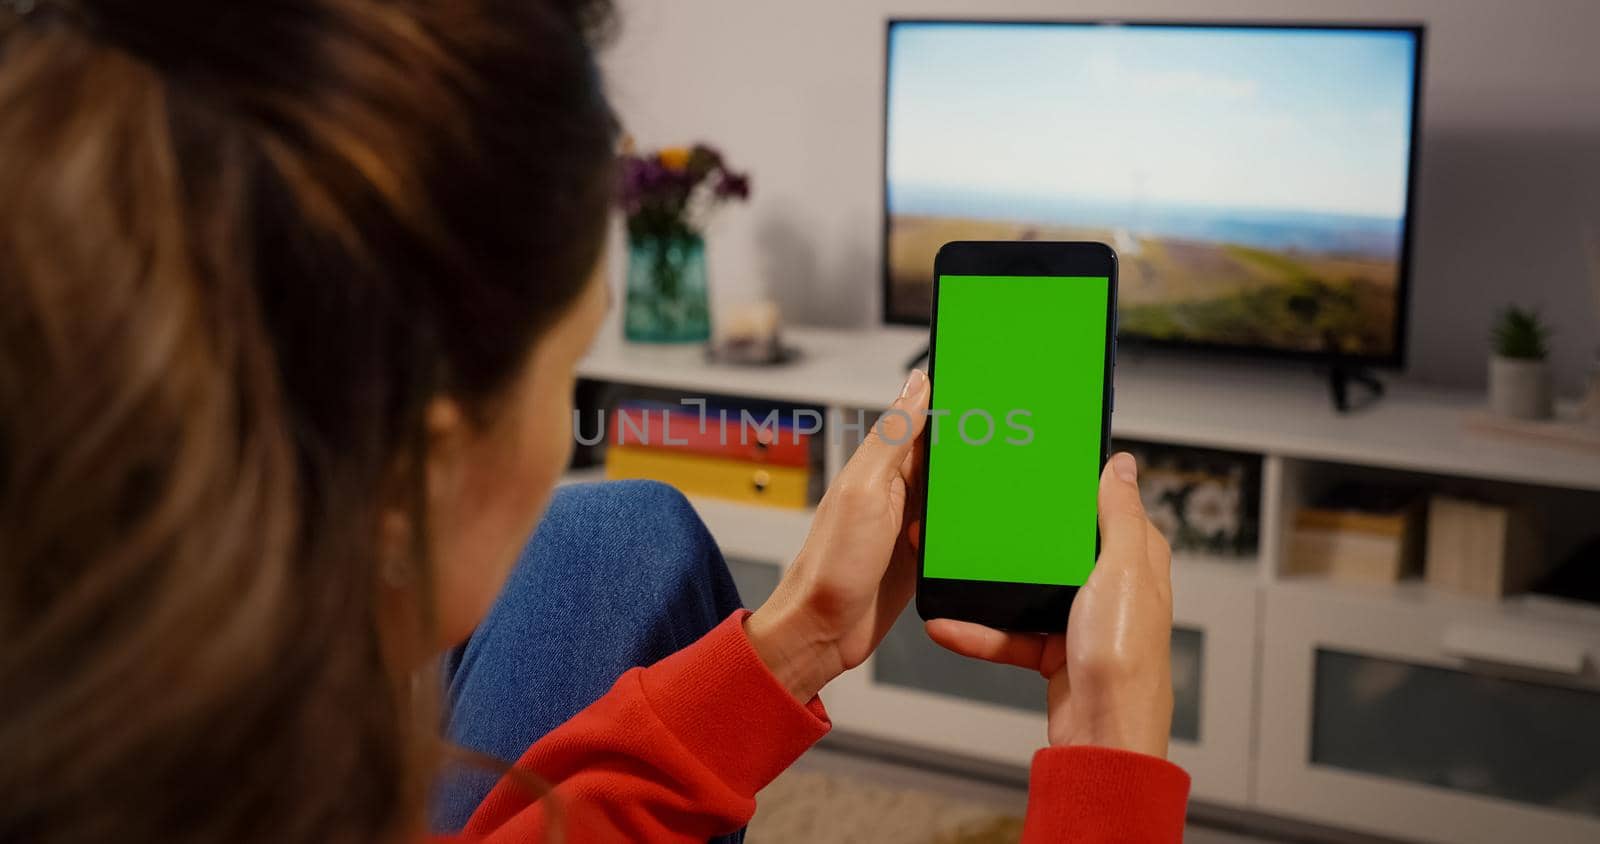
[{"left": 0, "top": 0, "right": 1186, "bottom": 841}]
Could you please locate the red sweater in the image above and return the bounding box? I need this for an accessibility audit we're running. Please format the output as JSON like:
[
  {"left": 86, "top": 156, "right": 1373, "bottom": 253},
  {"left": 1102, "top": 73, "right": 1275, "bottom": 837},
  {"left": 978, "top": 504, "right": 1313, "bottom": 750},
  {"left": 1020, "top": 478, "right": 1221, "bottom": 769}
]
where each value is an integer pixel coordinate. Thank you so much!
[{"left": 440, "top": 611, "right": 1190, "bottom": 842}]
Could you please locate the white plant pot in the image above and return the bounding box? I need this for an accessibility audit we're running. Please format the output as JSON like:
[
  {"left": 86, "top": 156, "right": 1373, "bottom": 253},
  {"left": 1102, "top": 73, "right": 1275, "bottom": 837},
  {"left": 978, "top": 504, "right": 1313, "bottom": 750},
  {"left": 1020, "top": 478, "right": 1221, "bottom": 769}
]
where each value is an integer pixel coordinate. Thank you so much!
[{"left": 1488, "top": 355, "right": 1553, "bottom": 420}]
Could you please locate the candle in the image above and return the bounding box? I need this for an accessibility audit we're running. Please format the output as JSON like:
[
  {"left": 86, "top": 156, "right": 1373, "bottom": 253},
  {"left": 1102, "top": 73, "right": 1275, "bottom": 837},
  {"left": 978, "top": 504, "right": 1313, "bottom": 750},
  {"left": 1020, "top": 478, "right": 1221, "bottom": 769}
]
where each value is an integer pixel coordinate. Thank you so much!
[{"left": 719, "top": 300, "right": 781, "bottom": 348}]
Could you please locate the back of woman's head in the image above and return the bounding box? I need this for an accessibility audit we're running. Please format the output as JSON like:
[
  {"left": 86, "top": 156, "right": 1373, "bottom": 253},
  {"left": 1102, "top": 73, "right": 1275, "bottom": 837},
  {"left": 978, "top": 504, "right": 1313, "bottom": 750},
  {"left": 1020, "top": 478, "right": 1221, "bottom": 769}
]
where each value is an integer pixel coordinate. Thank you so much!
[{"left": 0, "top": 1, "right": 616, "bottom": 840}]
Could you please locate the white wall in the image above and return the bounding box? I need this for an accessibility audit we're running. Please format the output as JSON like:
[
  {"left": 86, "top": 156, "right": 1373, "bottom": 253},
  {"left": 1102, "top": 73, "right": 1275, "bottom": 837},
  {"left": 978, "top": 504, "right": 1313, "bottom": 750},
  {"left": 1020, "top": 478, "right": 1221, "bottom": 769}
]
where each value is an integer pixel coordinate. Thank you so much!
[{"left": 604, "top": 0, "right": 1600, "bottom": 393}]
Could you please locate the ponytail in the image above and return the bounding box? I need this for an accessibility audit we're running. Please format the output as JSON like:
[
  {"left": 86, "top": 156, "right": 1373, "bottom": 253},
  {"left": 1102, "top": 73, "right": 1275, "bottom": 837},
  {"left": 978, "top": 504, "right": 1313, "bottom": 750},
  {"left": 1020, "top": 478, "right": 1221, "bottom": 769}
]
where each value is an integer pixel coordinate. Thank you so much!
[{"left": 0, "top": 0, "right": 616, "bottom": 840}]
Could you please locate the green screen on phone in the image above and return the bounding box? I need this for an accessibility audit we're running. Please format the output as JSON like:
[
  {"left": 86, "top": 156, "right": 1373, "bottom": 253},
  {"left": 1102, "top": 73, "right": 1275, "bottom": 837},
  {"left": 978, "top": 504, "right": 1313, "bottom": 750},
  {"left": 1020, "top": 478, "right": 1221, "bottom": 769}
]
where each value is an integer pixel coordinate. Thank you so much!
[{"left": 922, "top": 274, "right": 1110, "bottom": 587}]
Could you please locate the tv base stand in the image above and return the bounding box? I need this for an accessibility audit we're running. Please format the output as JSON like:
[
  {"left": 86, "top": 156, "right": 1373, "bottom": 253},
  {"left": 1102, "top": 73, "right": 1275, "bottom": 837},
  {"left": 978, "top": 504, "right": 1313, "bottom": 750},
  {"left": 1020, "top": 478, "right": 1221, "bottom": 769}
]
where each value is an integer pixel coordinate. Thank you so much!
[{"left": 1326, "top": 361, "right": 1386, "bottom": 413}]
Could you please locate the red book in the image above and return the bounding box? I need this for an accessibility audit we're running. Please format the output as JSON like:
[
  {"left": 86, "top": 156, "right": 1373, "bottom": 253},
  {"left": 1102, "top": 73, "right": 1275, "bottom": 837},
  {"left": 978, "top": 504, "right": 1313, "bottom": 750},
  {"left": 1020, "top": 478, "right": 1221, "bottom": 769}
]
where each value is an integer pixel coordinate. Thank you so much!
[{"left": 609, "top": 402, "right": 810, "bottom": 468}]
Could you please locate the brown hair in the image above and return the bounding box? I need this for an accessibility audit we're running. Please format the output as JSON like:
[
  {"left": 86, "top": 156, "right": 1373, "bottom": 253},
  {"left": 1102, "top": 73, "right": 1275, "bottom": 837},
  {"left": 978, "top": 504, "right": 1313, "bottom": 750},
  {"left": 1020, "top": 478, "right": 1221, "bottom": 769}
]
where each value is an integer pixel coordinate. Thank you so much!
[{"left": 0, "top": 0, "right": 616, "bottom": 840}]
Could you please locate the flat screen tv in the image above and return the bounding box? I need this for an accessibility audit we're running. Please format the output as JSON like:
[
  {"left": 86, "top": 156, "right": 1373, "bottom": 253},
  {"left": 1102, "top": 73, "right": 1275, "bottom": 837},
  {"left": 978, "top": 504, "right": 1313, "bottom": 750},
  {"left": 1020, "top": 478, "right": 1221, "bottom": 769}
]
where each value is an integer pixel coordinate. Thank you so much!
[{"left": 883, "top": 20, "right": 1425, "bottom": 366}]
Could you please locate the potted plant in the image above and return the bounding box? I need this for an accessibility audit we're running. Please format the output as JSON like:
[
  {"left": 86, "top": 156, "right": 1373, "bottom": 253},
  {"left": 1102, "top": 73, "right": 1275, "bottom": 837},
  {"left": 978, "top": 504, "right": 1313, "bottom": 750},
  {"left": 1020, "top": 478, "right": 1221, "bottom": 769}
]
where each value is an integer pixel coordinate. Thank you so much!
[
  {"left": 1489, "top": 305, "right": 1553, "bottom": 420},
  {"left": 618, "top": 143, "right": 750, "bottom": 343}
]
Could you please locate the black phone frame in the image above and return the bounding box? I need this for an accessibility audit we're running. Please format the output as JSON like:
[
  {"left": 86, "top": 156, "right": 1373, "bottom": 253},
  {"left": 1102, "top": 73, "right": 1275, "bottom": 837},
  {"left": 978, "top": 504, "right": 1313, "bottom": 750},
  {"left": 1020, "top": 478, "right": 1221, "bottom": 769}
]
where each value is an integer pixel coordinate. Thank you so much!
[{"left": 915, "top": 240, "right": 1119, "bottom": 633}]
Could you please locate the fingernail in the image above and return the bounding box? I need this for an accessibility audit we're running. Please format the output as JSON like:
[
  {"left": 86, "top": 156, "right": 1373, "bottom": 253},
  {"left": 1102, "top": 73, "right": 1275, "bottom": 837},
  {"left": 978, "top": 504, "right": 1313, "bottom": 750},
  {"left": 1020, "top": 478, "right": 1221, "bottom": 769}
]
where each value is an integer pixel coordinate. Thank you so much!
[
  {"left": 1112, "top": 452, "right": 1137, "bottom": 483},
  {"left": 900, "top": 367, "right": 926, "bottom": 399}
]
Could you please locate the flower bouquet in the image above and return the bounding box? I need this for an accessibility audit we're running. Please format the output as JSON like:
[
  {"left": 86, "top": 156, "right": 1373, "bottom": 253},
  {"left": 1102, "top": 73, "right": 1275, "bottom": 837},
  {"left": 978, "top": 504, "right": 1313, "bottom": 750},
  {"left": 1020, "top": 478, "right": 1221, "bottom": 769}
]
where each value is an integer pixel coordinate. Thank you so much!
[{"left": 619, "top": 143, "right": 750, "bottom": 343}]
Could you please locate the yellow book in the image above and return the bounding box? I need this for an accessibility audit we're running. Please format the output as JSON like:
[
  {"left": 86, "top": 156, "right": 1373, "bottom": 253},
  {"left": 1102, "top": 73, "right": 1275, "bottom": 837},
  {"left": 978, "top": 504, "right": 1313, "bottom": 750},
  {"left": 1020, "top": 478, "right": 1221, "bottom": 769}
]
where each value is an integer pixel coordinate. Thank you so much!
[{"left": 605, "top": 446, "right": 810, "bottom": 509}]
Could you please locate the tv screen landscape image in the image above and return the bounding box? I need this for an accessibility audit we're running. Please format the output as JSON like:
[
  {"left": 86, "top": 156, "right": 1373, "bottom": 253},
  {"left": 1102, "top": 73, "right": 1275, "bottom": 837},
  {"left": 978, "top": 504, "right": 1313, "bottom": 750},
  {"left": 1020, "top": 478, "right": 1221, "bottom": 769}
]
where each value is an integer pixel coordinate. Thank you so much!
[{"left": 884, "top": 21, "right": 1423, "bottom": 364}]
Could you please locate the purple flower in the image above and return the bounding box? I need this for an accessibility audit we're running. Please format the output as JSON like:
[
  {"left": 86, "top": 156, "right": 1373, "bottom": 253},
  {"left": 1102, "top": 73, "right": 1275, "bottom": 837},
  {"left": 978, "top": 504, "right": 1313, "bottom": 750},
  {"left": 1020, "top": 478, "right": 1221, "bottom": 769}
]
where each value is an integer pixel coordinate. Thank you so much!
[
  {"left": 714, "top": 171, "right": 750, "bottom": 201},
  {"left": 618, "top": 143, "right": 749, "bottom": 239}
]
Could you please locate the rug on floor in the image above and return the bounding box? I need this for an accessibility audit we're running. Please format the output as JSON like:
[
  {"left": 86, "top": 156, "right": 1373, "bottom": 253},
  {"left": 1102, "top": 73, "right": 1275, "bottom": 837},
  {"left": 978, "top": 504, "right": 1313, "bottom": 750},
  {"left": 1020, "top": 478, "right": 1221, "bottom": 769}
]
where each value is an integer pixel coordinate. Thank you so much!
[{"left": 750, "top": 768, "right": 1024, "bottom": 843}]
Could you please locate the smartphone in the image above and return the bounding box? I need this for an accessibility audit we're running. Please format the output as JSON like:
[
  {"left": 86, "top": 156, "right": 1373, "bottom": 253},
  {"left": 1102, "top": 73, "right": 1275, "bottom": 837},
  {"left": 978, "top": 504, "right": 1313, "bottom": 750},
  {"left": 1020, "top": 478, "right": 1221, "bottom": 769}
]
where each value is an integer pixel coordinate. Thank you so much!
[{"left": 915, "top": 241, "right": 1117, "bottom": 633}]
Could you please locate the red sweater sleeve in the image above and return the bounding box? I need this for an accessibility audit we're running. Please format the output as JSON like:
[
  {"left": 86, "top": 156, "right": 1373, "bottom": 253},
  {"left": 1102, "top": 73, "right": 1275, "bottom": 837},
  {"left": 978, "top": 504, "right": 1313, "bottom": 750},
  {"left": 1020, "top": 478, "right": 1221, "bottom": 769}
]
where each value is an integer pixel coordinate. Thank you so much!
[
  {"left": 445, "top": 610, "right": 830, "bottom": 843},
  {"left": 436, "top": 608, "right": 1190, "bottom": 843},
  {"left": 1022, "top": 745, "right": 1192, "bottom": 842}
]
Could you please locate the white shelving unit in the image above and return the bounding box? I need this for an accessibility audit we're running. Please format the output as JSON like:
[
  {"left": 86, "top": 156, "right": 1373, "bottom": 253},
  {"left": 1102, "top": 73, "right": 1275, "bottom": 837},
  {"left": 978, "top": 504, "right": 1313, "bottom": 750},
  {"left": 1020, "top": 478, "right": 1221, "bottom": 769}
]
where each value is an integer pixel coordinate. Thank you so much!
[
  {"left": 1257, "top": 580, "right": 1600, "bottom": 844},
  {"left": 572, "top": 323, "right": 1600, "bottom": 842}
]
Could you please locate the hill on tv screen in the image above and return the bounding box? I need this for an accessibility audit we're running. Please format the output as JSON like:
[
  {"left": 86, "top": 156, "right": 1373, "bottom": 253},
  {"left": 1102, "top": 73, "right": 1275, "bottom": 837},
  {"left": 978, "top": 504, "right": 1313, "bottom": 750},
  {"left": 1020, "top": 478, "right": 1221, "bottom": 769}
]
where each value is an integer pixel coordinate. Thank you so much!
[{"left": 884, "top": 21, "right": 1421, "bottom": 361}]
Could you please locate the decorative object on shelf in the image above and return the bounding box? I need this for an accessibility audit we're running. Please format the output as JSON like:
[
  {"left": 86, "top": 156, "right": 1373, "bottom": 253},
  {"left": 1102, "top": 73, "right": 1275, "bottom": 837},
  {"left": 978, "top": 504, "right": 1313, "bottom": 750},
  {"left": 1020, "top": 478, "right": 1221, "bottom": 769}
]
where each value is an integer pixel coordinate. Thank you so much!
[
  {"left": 619, "top": 142, "right": 751, "bottom": 343},
  {"left": 1117, "top": 442, "right": 1260, "bottom": 557},
  {"left": 705, "top": 300, "right": 799, "bottom": 366},
  {"left": 1488, "top": 305, "right": 1553, "bottom": 420},
  {"left": 1425, "top": 495, "right": 1546, "bottom": 599},
  {"left": 1287, "top": 486, "right": 1426, "bottom": 585},
  {"left": 1462, "top": 408, "right": 1600, "bottom": 454}
]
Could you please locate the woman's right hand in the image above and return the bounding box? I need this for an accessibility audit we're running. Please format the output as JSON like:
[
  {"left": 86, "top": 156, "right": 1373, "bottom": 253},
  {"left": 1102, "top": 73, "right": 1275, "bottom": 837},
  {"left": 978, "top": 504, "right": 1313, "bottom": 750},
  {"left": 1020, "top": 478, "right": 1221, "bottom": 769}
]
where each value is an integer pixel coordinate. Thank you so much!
[{"left": 926, "top": 453, "right": 1174, "bottom": 758}]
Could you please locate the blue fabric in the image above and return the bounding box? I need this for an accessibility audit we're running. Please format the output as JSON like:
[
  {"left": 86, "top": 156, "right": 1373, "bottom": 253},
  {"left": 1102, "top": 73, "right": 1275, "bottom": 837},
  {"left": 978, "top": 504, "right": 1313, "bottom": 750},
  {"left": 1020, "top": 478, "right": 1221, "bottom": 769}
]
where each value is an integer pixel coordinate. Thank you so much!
[{"left": 431, "top": 480, "right": 745, "bottom": 840}]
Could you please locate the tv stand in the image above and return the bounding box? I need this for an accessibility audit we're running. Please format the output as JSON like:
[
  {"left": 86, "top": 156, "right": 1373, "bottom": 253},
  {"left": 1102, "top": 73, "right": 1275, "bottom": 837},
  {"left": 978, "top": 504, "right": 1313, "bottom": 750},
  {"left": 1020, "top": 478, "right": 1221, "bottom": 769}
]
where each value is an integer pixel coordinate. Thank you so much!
[{"left": 574, "top": 322, "right": 1600, "bottom": 844}]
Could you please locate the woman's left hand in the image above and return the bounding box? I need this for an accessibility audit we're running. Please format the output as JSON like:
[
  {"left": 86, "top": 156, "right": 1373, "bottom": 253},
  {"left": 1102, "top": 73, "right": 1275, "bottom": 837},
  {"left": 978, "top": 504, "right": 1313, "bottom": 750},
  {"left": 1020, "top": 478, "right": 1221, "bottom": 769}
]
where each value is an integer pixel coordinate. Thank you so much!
[{"left": 746, "top": 368, "right": 931, "bottom": 701}]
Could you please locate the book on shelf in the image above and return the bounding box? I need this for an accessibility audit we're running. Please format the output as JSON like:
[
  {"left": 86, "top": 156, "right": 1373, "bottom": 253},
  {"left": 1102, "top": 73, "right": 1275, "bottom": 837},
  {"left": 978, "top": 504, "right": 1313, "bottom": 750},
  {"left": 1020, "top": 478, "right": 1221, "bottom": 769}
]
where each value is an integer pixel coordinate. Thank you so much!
[
  {"left": 1286, "top": 486, "right": 1425, "bottom": 584},
  {"left": 602, "top": 400, "right": 814, "bottom": 509},
  {"left": 608, "top": 400, "right": 810, "bottom": 466},
  {"left": 605, "top": 446, "right": 809, "bottom": 509}
]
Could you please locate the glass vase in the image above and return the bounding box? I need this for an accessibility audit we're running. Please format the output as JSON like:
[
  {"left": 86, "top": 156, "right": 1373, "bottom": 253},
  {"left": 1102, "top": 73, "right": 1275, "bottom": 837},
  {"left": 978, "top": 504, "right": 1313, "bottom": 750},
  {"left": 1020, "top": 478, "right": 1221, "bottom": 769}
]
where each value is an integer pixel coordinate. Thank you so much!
[{"left": 624, "top": 233, "right": 710, "bottom": 343}]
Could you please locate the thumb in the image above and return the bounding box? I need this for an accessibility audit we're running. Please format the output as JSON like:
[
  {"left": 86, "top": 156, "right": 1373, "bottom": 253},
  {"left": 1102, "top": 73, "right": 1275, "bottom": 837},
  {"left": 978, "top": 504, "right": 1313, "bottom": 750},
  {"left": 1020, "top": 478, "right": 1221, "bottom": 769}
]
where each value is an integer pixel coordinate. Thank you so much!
[
  {"left": 1096, "top": 452, "right": 1149, "bottom": 565},
  {"left": 850, "top": 368, "right": 931, "bottom": 480}
]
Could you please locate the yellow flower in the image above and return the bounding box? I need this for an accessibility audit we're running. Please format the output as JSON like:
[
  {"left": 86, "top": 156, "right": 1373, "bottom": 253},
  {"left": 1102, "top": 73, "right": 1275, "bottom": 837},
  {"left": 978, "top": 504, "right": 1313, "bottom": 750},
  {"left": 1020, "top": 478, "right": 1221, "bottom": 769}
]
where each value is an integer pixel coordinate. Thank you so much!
[{"left": 657, "top": 146, "right": 691, "bottom": 172}]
